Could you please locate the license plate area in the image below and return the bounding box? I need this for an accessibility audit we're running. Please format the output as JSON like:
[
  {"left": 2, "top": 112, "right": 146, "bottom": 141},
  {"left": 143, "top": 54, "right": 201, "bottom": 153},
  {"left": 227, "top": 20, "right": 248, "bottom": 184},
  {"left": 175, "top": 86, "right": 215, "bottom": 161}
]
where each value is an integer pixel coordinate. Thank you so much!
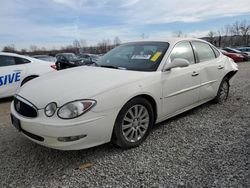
[{"left": 11, "top": 114, "right": 21, "bottom": 131}]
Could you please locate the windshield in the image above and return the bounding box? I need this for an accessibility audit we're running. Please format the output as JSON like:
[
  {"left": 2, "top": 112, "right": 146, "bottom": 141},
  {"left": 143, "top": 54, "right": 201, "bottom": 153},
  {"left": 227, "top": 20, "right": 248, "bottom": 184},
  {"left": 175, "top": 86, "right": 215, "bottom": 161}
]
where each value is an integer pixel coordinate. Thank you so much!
[
  {"left": 97, "top": 42, "right": 169, "bottom": 71},
  {"left": 90, "top": 54, "right": 100, "bottom": 61},
  {"left": 64, "top": 54, "right": 78, "bottom": 61}
]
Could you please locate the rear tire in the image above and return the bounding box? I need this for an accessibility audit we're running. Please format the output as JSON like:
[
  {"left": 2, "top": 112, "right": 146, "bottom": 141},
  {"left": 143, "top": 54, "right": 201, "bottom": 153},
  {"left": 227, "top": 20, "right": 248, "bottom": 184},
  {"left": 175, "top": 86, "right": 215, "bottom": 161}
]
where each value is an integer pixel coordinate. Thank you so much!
[
  {"left": 112, "top": 97, "right": 154, "bottom": 149},
  {"left": 213, "top": 78, "right": 229, "bottom": 103},
  {"left": 55, "top": 62, "right": 61, "bottom": 70}
]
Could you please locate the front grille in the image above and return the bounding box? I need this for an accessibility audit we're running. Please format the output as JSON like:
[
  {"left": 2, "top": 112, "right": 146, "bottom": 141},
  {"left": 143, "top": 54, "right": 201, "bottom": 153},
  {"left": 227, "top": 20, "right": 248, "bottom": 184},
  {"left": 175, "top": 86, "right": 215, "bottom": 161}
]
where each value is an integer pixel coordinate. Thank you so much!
[{"left": 14, "top": 96, "right": 38, "bottom": 118}]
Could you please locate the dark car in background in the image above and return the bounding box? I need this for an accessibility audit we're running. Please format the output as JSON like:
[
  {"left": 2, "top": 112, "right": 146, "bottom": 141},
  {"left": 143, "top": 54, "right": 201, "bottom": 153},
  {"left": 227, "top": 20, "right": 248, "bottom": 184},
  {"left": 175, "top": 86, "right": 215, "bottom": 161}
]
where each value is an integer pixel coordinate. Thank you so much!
[
  {"left": 55, "top": 53, "right": 85, "bottom": 70},
  {"left": 220, "top": 50, "right": 244, "bottom": 62},
  {"left": 223, "top": 47, "right": 250, "bottom": 61},
  {"left": 78, "top": 53, "right": 100, "bottom": 64},
  {"left": 237, "top": 47, "right": 250, "bottom": 56}
]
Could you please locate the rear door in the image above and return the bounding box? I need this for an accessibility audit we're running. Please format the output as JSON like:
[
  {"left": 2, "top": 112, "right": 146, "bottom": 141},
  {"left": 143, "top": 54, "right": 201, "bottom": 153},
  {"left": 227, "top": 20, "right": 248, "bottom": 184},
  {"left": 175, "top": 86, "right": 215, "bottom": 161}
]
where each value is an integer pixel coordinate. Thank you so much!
[
  {"left": 191, "top": 41, "right": 224, "bottom": 101},
  {"left": 0, "top": 55, "right": 28, "bottom": 98}
]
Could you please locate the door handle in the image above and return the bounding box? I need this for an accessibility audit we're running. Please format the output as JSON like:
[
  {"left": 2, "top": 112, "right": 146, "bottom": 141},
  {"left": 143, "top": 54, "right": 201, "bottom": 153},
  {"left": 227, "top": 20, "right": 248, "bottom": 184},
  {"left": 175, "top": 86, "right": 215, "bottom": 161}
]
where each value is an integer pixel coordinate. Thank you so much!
[
  {"left": 192, "top": 71, "right": 199, "bottom": 77},
  {"left": 218, "top": 65, "right": 224, "bottom": 70}
]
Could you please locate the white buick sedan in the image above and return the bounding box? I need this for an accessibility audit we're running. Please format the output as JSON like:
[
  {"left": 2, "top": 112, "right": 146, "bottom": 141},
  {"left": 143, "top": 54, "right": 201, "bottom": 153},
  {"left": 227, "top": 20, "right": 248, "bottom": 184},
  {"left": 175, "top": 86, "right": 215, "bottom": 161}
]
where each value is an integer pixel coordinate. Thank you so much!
[
  {"left": 11, "top": 38, "right": 238, "bottom": 150},
  {"left": 0, "top": 52, "right": 56, "bottom": 98}
]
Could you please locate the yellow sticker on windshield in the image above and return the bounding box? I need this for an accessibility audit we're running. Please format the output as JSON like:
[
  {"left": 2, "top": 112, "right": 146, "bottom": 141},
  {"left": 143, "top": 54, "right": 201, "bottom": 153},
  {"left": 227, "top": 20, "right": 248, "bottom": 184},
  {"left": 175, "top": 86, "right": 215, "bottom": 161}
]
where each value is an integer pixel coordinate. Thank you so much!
[{"left": 151, "top": 51, "right": 162, "bottom": 62}]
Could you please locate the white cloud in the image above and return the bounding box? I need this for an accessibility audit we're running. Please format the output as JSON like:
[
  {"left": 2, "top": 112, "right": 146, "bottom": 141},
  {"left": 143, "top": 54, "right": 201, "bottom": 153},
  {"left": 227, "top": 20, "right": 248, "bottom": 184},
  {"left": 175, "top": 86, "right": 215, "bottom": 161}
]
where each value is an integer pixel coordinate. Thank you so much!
[
  {"left": 0, "top": 0, "right": 250, "bottom": 49},
  {"left": 52, "top": 0, "right": 250, "bottom": 24},
  {"left": 0, "top": 15, "right": 139, "bottom": 49},
  {"left": 185, "top": 30, "right": 211, "bottom": 38}
]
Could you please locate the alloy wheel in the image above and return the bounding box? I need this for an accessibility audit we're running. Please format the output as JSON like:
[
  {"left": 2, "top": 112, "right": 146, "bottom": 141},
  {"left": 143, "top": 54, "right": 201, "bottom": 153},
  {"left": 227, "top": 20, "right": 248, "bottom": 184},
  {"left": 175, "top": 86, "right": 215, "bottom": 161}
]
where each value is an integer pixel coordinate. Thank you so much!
[{"left": 122, "top": 104, "right": 149, "bottom": 143}]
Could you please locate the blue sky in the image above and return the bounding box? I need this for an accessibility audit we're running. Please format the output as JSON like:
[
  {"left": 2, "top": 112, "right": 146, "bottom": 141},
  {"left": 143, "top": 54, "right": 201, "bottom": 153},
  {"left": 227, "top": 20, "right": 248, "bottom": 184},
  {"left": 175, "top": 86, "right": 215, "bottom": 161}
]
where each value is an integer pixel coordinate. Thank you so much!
[{"left": 0, "top": 0, "right": 249, "bottom": 50}]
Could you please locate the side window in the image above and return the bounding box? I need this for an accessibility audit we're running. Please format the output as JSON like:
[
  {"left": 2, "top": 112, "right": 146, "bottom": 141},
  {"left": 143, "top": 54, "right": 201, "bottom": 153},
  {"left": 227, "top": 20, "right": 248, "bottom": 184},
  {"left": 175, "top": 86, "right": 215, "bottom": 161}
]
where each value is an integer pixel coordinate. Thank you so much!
[
  {"left": 192, "top": 42, "right": 216, "bottom": 62},
  {"left": 170, "top": 41, "right": 195, "bottom": 64},
  {"left": 0, "top": 55, "right": 16, "bottom": 67},
  {"left": 57, "top": 55, "right": 66, "bottom": 61},
  {"left": 14, "top": 57, "right": 30, "bottom": 65}
]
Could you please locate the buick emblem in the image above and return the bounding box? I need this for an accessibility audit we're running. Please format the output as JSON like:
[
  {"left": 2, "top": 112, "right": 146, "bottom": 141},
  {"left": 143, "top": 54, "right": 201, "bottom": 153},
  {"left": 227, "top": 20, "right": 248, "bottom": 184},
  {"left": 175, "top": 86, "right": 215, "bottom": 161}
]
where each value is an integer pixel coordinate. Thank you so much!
[{"left": 16, "top": 101, "right": 21, "bottom": 112}]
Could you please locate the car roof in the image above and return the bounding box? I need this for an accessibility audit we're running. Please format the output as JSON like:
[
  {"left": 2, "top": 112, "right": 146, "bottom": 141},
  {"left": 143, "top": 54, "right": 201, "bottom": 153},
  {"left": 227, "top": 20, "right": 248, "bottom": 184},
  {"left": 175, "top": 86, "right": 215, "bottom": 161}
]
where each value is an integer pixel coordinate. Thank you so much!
[
  {"left": 0, "top": 52, "right": 31, "bottom": 59},
  {"left": 125, "top": 37, "right": 207, "bottom": 44},
  {"left": 56, "top": 53, "right": 75, "bottom": 55},
  {"left": 0, "top": 52, "right": 54, "bottom": 64},
  {"left": 33, "top": 55, "right": 51, "bottom": 57},
  {"left": 238, "top": 47, "right": 250, "bottom": 49}
]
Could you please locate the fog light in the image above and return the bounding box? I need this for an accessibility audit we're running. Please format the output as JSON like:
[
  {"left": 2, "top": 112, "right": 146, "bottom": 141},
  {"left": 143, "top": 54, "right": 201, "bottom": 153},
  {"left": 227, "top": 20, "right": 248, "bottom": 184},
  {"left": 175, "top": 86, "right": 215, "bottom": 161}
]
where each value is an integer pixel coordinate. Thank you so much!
[{"left": 57, "top": 135, "right": 87, "bottom": 142}]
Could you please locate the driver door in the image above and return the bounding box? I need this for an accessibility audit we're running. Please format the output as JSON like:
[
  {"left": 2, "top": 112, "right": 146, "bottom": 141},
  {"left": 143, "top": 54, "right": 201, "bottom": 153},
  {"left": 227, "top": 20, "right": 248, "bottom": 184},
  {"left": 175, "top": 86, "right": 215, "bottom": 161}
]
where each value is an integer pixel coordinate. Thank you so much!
[{"left": 161, "top": 41, "right": 202, "bottom": 116}]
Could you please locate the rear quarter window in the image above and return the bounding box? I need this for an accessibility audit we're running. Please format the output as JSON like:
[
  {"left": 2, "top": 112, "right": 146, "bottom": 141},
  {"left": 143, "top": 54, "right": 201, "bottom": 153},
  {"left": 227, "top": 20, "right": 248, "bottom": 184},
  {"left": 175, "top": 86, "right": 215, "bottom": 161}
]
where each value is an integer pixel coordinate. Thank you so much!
[{"left": 14, "top": 57, "right": 30, "bottom": 65}]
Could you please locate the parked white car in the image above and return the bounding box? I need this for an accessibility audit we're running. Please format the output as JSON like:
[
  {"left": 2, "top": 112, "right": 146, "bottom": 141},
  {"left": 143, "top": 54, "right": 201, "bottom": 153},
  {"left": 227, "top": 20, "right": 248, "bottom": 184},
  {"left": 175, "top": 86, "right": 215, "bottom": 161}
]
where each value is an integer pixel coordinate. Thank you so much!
[
  {"left": 11, "top": 38, "right": 238, "bottom": 150},
  {"left": 0, "top": 52, "right": 56, "bottom": 98}
]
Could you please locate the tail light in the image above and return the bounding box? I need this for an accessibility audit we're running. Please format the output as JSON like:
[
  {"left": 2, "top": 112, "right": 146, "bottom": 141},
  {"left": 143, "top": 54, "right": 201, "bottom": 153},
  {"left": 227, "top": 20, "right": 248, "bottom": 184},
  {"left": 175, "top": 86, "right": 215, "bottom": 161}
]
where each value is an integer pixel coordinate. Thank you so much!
[{"left": 50, "top": 64, "right": 57, "bottom": 70}]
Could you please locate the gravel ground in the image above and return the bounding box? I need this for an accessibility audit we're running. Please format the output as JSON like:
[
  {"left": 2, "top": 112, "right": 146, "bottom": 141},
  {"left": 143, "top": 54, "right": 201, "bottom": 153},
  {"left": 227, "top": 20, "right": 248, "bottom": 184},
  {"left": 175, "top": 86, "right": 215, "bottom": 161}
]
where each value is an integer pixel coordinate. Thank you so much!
[{"left": 0, "top": 62, "right": 249, "bottom": 188}]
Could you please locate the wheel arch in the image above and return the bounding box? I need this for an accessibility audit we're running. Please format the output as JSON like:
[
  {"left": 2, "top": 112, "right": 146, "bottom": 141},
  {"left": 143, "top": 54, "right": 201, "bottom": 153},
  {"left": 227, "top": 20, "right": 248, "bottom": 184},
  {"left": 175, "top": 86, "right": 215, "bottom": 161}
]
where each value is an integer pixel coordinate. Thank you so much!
[
  {"left": 111, "top": 93, "right": 158, "bottom": 148},
  {"left": 124, "top": 94, "right": 158, "bottom": 124},
  {"left": 224, "top": 70, "right": 238, "bottom": 81},
  {"left": 21, "top": 75, "right": 39, "bottom": 86}
]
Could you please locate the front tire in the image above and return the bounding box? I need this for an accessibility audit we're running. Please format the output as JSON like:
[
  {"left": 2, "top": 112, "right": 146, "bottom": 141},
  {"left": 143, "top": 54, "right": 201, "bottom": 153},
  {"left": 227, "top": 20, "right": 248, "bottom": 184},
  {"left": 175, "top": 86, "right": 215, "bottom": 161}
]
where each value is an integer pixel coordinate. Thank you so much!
[
  {"left": 112, "top": 97, "right": 154, "bottom": 149},
  {"left": 213, "top": 78, "right": 230, "bottom": 103}
]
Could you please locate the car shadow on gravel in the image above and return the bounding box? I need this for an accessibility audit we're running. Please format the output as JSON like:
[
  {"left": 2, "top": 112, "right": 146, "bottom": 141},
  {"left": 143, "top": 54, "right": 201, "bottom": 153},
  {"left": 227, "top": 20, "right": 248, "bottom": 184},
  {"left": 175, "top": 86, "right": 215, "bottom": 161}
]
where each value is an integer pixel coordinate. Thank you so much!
[
  {"left": 152, "top": 101, "right": 213, "bottom": 131},
  {"left": 0, "top": 97, "right": 13, "bottom": 103}
]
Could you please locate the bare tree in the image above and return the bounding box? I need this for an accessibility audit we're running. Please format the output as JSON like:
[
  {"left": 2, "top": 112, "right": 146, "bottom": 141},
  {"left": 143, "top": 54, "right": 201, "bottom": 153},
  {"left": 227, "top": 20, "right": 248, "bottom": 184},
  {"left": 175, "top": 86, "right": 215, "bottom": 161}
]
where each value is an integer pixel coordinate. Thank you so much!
[
  {"left": 41, "top": 47, "right": 46, "bottom": 51},
  {"left": 224, "top": 25, "right": 230, "bottom": 36},
  {"left": 113, "top": 36, "right": 121, "bottom": 46},
  {"left": 207, "top": 31, "right": 215, "bottom": 44},
  {"left": 2, "top": 44, "right": 16, "bottom": 52},
  {"left": 79, "top": 39, "right": 87, "bottom": 48},
  {"left": 73, "top": 39, "right": 81, "bottom": 53},
  {"left": 232, "top": 21, "right": 241, "bottom": 36},
  {"left": 239, "top": 20, "right": 250, "bottom": 45},
  {"left": 141, "top": 33, "right": 149, "bottom": 39},
  {"left": 173, "top": 31, "right": 183, "bottom": 38},
  {"left": 98, "top": 39, "right": 111, "bottom": 53},
  {"left": 21, "top": 49, "right": 27, "bottom": 53},
  {"left": 30, "top": 45, "right": 38, "bottom": 52},
  {"left": 217, "top": 30, "right": 222, "bottom": 47},
  {"left": 73, "top": 40, "right": 80, "bottom": 48}
]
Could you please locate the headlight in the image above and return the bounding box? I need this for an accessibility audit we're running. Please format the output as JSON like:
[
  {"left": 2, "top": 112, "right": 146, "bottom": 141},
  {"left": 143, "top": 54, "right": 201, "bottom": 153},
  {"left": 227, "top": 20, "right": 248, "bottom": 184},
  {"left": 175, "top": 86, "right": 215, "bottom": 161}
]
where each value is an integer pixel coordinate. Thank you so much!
[
  {"left": 44, "top": 102, "right": 57, "bottom": 117},
  {"left": 57, "top": 100, "right": 96, "bottom": 119}
]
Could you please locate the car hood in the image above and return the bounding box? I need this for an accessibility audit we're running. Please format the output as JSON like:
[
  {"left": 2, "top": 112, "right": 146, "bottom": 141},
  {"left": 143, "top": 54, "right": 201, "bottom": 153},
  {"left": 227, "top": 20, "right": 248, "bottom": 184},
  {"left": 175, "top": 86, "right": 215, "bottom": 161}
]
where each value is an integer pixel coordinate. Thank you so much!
[{"left": 18, "top": 66, "right": 151, "bottom": 109}]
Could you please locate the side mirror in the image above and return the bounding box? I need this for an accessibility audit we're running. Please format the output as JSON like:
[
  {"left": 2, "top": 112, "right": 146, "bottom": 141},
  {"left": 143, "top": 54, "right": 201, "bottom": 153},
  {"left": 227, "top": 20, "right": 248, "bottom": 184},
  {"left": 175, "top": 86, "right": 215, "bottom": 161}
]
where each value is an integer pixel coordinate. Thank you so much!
[{"left": 163, "top": 58, "right": 190, "bottom": 71}]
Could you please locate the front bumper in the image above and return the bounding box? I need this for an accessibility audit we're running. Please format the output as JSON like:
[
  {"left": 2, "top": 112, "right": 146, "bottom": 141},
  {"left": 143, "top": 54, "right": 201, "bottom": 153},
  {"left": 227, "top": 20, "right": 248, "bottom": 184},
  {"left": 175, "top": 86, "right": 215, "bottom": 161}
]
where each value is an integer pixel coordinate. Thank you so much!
[{"left": 11, "top": 102, "right": 118, "bottom": 150}]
